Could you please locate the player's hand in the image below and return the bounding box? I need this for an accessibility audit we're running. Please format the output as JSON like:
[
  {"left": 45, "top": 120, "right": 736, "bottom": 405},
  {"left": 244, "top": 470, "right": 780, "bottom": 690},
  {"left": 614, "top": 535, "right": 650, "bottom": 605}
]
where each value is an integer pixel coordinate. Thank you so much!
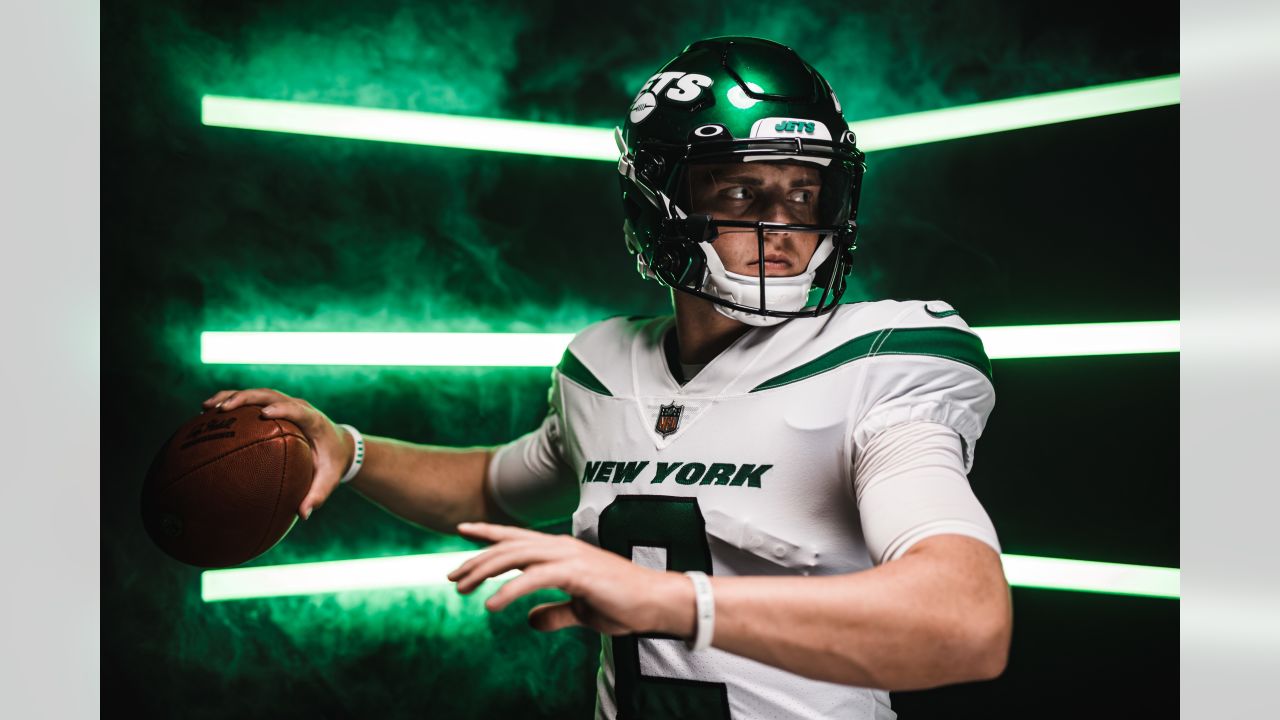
[
  {"left": 200, "top": 388, "right": 354, "bottom": 521},
  {"left": 447, "top": 523, "right": 694, "bottom": 638}
]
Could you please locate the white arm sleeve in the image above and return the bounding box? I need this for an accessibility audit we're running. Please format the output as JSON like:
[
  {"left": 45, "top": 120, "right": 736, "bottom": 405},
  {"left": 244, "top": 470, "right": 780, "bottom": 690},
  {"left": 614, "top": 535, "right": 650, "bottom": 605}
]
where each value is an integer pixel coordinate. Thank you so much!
[
  {"left": 853, "top": 421, "right": 1001, "bottom": 566},
  {"left": 485, "top": 411, "right": 578, "bottom": 527}
]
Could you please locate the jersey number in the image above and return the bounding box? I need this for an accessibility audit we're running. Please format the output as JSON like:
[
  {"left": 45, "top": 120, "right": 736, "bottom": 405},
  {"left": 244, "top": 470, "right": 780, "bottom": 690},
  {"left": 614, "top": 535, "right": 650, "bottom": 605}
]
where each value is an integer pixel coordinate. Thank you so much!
[{"left": 597, "top": 495, "right": 732, "bottom": 720}]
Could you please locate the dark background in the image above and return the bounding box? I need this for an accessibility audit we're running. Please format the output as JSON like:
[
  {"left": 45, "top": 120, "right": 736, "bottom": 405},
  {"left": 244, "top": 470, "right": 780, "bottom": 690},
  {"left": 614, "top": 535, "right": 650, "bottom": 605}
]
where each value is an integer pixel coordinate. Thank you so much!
[{"left": 103, "top": 0, "right": 1177, "bottom": 716}]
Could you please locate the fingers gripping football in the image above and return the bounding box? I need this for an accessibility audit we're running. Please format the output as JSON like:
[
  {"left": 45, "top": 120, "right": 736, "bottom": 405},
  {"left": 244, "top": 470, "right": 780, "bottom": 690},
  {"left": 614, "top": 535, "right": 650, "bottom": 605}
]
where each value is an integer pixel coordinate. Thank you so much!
[{"left": 200, "top": 388, "right": 353, "bottom": 520}]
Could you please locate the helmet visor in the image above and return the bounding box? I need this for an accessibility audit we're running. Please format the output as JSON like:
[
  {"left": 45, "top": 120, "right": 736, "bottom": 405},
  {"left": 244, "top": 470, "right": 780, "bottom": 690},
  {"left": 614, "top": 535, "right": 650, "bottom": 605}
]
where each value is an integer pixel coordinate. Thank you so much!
[
  {"left": 680, "top": 153, "right": 858, "bottom": 231},
  {"left": 679, "top": 157, "right": 856, "bottom": 274}
]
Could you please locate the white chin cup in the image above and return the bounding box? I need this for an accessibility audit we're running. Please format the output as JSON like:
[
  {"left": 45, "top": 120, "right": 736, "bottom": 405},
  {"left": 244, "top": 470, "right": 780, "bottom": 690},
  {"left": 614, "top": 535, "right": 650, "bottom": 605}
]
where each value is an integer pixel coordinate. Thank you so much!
[{"left": 698, "top": 238, "right": 835, "bottom": 327}]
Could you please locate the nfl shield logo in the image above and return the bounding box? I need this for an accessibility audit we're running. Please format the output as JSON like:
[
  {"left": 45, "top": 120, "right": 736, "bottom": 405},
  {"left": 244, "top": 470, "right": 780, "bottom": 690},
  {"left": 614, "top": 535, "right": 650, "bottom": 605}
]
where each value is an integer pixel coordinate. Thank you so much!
[{"left": 655, "top": 402, "right": 684, "bottom": 438}]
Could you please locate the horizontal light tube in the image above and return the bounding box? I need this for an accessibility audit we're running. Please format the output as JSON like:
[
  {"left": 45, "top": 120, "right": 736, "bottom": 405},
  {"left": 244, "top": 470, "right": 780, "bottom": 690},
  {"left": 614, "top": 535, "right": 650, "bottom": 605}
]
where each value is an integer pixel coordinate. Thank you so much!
[
  {"left": 201, "top": 331, "right": 576, "bottom": 366},
  {"left": 202, "top": 95, "right": 615, "bottom": 160},
  {"left": 201, "top": 550, "right": 1179, "bottom": 602},
  {"left": 201, "top": 75, "right": 1179, "bottom": 158},
  {"left": 976, "top": 320, "right": 1180, "bottom": 359},
  {"left": 1000, "top": 554, "right": 1180, "bottom": 599},
  {"left": 201, "top": 550, "right": 514, "bottom": 602},
  {"left": 200, "top": 321, "right": 1178, "bottom": 367},
  {"left": 856, "top": 74, "right": 1180, "bottom": 151}
]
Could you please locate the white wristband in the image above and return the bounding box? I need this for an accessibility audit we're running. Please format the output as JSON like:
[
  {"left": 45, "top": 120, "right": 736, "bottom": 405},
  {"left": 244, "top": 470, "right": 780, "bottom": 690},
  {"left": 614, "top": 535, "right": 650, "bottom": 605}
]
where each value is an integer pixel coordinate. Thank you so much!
[
  {"left": 337, "top": 424, "right": 365, "bottom": 484},
  {"left": 684, "top": 571, "right": 715, "bottom": 652}
]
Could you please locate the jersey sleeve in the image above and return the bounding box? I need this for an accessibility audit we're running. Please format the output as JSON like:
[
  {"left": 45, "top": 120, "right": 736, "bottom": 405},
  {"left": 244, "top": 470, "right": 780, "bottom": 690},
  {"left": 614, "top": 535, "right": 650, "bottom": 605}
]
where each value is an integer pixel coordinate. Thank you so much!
[
  {"left": 485, "top": 398, "right": 578, "bottom": 528},
  {"left": 847, "top": 300, "right": 995, "bottom": 473},
  {"left": 853, "top": 421, "right": 1001, "bottom": 565}
]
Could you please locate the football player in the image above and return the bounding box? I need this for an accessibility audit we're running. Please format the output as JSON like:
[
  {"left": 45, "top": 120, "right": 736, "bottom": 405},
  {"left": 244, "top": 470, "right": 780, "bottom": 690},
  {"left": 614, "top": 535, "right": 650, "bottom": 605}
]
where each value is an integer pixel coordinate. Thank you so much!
[{"left": 203, "top": 36, "right": 1012, "bottom": 720}]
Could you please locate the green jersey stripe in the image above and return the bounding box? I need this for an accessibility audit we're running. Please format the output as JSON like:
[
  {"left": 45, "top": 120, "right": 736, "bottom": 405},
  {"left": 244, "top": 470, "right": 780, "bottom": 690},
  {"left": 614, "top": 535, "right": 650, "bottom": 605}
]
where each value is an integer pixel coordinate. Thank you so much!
[
  {"left": 557, "top": 349, "right": 613, "bottom": 396},
  {"left": 751, "top": 327, "right": 992, "bottom": 392}
]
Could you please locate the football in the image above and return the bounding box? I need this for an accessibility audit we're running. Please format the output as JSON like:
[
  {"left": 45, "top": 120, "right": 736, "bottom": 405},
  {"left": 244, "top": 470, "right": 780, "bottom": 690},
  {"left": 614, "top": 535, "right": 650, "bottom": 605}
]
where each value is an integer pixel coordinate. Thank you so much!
[{"left": 140, "top": 405, "right": 313, "bottom": 568}]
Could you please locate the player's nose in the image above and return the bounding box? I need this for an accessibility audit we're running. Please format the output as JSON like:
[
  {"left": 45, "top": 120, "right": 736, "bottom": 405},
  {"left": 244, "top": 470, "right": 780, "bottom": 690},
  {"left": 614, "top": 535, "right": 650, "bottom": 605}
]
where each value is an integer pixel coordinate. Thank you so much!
[{"left": 759, "top": 198, "right": 802, "bottom": 227}]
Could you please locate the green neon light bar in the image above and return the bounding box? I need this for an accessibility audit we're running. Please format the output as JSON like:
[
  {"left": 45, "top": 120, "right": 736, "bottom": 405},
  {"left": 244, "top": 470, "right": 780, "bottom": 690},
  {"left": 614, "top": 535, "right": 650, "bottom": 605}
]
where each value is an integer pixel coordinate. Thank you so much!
[
  {"left": 201, "top": 74, "right": 1179, "bottom": 157},
  {"left": 201, "top": 96, "right": 616, "bottom": 160},
  {"left": 201, "top": 331, "right": 576, "bottom": 366},
  {"left": 999, "top": 554, "right": 1179, "bottom": 599},
  {"left": 201, "top": 550, "right": 1179, "bottom": 602},
  {"left": 200, "top": 550, "right": 516, "bottom": 602},
  {"left": 976, "top": 320, "right": 1180, "bottom": 360},
  {"left": 854, "top": 74, "right": 1179, "bottom": 151},
  {"left": 200, "top": 321, "right": 1179, "bottom": 367}
]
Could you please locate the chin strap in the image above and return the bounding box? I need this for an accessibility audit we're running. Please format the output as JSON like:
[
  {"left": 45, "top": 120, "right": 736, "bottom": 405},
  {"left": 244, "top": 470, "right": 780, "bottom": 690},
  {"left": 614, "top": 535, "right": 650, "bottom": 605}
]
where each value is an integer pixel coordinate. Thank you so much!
[{"left": 697, "top": 236, "right": 835, "bottom": 327}]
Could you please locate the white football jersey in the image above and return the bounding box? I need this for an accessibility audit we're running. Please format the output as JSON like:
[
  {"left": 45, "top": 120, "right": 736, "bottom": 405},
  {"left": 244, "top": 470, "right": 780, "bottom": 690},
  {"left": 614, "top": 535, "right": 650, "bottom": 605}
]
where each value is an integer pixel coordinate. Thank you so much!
[{"left": 488, "top": 299, "right": 999, "bottom": 720}]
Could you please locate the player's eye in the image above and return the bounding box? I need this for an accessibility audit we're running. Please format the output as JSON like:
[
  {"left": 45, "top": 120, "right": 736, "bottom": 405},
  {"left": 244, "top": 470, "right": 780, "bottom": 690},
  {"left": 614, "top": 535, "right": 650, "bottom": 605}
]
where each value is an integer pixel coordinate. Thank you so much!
[
  {"left": 722, "top": 186, "right": 752, "bottom": 201},
  {"left": 788, "top": 189, "right": 815, "bottom": 204}
]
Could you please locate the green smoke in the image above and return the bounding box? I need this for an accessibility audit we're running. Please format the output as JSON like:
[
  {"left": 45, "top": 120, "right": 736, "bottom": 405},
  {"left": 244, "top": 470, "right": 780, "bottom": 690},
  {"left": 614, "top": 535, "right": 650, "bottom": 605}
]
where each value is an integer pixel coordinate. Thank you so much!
[{"left": 104, "top": 0, "right": 1174, "bottom": 716}]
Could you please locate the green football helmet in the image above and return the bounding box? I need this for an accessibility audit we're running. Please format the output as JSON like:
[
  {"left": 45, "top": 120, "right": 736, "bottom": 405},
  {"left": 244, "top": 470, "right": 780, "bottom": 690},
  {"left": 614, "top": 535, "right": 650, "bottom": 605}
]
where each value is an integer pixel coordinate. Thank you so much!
[{"left": 616, "top": 36, "right": 867, "bottom": 326}]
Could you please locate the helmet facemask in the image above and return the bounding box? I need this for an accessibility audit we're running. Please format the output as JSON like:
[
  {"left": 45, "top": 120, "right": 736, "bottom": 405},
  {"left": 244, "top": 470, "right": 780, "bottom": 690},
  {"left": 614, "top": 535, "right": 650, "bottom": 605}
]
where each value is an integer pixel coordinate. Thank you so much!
[{"left": 620, "top": 131, "right": 864, "bottom": 326}]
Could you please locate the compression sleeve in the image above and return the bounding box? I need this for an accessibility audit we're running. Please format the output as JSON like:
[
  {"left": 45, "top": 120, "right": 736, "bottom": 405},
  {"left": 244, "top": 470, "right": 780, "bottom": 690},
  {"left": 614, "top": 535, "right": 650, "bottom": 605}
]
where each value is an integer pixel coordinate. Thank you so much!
[
  {"left": 485, "top": 410, "right": 578, "bottom": 527},
  {"left": 853, "top": 421, "right": 1001, "bottom": 566}
]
